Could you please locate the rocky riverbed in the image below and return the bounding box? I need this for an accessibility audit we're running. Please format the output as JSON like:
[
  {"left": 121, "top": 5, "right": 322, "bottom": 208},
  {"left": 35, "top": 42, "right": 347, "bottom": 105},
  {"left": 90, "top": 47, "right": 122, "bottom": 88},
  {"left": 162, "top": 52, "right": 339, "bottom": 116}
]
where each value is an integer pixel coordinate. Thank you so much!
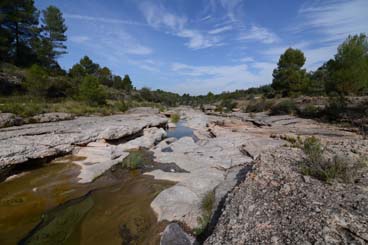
[{"left": 0, "top": 107, "right": 367, "bottom": 244}]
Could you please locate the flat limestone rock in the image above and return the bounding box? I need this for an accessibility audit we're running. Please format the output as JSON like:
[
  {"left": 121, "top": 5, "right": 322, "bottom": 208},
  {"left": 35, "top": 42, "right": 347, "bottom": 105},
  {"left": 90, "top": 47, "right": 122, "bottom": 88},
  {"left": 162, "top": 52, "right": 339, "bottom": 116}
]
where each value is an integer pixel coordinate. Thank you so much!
[
  {"left": 0, "top": 111, "right": 168, "bottom": 178},
  {"left": 30, "top": 112, "right": 74, "bottom": 123}
]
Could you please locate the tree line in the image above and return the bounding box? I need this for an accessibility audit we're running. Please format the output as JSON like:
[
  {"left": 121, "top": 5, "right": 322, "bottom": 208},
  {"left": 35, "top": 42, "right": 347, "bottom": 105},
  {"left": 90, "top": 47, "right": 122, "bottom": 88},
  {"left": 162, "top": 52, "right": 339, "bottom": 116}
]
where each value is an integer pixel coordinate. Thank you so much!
[
  {"left": 272, "top": 33, "right": 368, "bottom": 96},
  {"left": 187, "top": 33, "right": 368, "bottom": 106},
  {"left": 1, "top": 0, "right": 134, "bottom": 106}
]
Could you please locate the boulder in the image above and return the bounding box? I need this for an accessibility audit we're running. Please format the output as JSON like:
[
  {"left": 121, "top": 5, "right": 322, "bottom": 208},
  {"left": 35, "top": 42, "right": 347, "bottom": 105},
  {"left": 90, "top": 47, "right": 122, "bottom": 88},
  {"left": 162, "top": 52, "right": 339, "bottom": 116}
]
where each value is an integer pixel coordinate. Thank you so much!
[
  {"left": 160, "top": 223, "right": 196, "bottom": 245},
  {"left": 0, "top": 113, "right": 23, "bottom": 128}
]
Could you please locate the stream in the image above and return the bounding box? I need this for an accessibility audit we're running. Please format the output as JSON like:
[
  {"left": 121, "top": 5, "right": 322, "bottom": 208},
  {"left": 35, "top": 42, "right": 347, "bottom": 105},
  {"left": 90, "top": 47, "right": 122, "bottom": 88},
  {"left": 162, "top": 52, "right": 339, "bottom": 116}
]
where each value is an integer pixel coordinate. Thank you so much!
[{"left": 0, "top": 121, "right": 194, "bottom": 244}]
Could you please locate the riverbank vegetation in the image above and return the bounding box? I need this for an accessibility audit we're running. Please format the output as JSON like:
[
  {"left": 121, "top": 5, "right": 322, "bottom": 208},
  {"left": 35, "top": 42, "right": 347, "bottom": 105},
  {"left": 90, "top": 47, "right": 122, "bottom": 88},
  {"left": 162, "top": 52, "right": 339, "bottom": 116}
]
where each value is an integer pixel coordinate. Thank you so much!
[
  {"left": 300, "top": 136, "right": 367, "bottom": 183},
  {"left": 0, "top": 1, "right": 367, "bottom": 132}
]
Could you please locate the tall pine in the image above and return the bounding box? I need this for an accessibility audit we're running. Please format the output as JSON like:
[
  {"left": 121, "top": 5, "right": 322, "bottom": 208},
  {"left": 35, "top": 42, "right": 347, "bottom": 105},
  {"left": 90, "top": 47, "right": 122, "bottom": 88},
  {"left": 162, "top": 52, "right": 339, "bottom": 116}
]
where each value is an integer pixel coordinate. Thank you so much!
[
  {"left": 0, "top": 0, "right": 39, "bottom": 65},
  {"left": 40, "top": 5, "right": 67, "bottom": 68}
]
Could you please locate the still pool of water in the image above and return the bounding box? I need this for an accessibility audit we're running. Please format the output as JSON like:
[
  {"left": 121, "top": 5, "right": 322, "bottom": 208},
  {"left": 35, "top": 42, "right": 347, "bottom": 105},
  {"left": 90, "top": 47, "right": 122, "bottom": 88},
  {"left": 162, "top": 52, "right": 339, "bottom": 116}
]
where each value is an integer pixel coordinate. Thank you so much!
[
  {"left": 166, "top": 120, "right": 195, "bottom": 139},
  {"left": 0, "top": 154, "right": 174, "bottom": 244}
]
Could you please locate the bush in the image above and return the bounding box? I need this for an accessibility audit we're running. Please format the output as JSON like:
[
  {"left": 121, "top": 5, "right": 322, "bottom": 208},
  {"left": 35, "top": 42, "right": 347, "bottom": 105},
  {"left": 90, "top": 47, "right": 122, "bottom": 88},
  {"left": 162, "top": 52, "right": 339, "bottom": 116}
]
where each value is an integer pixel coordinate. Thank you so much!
[
  {"left": 300, "top": 136, "right": 367, "bottom": 183},
  {"left": 269, "top": 99, "right": 296, "bottom": 115},
  {"left": 303, "top": 136, "right": 324, "bottom": 163},
  {"left": 79, "top": 75, "right": 107, "bottom": 106},
  {"left": 221, "top": 99, "right": 237, "bottom": 112},
  {"left": 297, "top": 104, "right": 320, "bottom": 118},
  {"left": 245, "top": 98, "right": 273, "bottom": 113},
  {"left": 0, "top": 100, "right": 46, "bottom": 117},
  {"left": 193, "top": 190, "right": 215, "bottom": 236},
  {"left": 113, "top": 101, "right": 129, "bottom": 112},
  {"left": 46, "top": 76, "right": 74, "bottom": 98},
  {"left": 324, "top": 95, "right": 347, "bottom": 121},
  {"left": 170, "top": 113, "right": 180, "bottom": 123},
  {"left": 24, "top": 64, "right": 49, "bottom": 97}
]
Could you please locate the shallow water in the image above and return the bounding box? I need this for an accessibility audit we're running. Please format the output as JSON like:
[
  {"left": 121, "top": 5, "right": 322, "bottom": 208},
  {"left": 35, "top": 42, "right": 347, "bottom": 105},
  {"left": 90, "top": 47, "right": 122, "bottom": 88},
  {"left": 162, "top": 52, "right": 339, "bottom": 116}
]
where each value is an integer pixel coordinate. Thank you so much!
[
  {"left": 0, "top": 153, "right": 173, "bottom": 244},
  {"left": 166, "top": 120, "right": 194, "bottom": 139}
]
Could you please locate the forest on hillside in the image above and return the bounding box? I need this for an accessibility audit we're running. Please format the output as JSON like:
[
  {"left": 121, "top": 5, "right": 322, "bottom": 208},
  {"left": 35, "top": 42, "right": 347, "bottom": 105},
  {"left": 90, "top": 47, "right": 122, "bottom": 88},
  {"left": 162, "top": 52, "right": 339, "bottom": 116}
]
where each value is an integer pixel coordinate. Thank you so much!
[{"left": 1, "top": 1, "right": 367, "bottom": 121}]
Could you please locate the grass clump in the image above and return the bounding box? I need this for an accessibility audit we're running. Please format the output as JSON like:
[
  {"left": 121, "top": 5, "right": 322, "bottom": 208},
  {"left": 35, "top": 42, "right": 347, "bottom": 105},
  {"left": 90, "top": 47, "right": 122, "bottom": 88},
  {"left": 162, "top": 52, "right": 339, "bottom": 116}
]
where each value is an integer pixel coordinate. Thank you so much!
[
  {"left": 300, "top": 136, "right": 367, "bottom": 183},
  {"left": 121, "top": 151, "right": 145, "bottom": 170},
  {"left": 193, "top": 190, "right": 215, "bottom": 236},
  {"left": 170, "top": 113, "right": 180, "bottom": 123},
  {"left": 281, "top": 134, "right": 303, "bottom": 148},
  {"left": 0, "top": 97, "right": 47, "bottom": 117},
  {"left": 269, "top": 99, "right": 296, "bottom": 115}
]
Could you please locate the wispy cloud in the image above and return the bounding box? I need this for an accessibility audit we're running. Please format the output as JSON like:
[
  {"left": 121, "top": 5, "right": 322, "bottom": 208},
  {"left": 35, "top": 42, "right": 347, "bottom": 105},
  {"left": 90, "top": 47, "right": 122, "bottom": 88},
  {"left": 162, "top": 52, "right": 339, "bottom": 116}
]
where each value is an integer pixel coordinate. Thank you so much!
[
  {"left": 208, "top": 0, "right": 244, "bottom": 22},
  {"left": 139, "top": 2, "right": 222, "bottom": 49},
  {"left": 171, "top": 61, "right": 274, "bottom": 94},
  {"left": 65, "top": 14, "right": 146, "bottom": 26},
  {"left": 70, "top": 35, "right": 90, "bottom": 44},
  {"left": 208, "top": 25, "right": 233, "bottom": 34},
  {"left": 101, "top": 31, "right": 153, "bottom": 56},
  {"left": 296, "top": 0, "right": 368, "bottom": 42},
  {"left": 239, "top": 25, "right": 279, "bottom": 44},
  {"left": 238, "top": 57, "right": 255, "bottom": 63},
  {"left": 128, "top": 59, "right": 162, "bottom": 72}
]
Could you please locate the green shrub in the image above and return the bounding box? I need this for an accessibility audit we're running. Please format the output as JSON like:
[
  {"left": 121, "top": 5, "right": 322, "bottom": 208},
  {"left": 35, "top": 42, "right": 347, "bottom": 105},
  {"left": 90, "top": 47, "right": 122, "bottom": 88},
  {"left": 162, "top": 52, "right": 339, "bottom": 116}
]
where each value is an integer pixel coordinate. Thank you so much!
[
  {"left": 245, "top": 99, "right": 273, "bottom": 113},
  {"left": 298, "top": 104, "right": 320, "bottom": 118},
  {"left": 303, "top": 136, "right": 324, "bottom": 163},
  {"left": 24, "top": 64, "right": 49, "bottom": 97},
  {"left": 324, "top": 95, "right": 347, "bottom": 121},
  {"left": 221, "top": 99, "right": 237, "bottom": 112},
  {"left": 269, "top": 99, "right": 296, "bottom": 115},
  {"left": 300, "top": 136, "right": 366, "bottom": 183},
  {"left": 170, "top": 113, "right": 180, "bottom": 123},
  {"left": 121, "top": 151, "right": 144, "bottom": 169},
  {"left": 79, "top": 75, "right": 107, "bottom": 106},
  {"left": 0, "top": 99, "right": 46, "bottom": 117},
  {"left": 113, "top": 101, "right": 129, "bottom": 112},
  {"left": 193, "top": 190, "right": 215, "bottom": 236}
]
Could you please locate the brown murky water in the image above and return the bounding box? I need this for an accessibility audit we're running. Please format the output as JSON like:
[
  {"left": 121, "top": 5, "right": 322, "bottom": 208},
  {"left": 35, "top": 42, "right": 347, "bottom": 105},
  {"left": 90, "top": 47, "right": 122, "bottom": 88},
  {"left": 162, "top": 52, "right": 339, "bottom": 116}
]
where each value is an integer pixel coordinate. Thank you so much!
[{"left": 0, "top": 155, "right": 173, "bottom": 244}]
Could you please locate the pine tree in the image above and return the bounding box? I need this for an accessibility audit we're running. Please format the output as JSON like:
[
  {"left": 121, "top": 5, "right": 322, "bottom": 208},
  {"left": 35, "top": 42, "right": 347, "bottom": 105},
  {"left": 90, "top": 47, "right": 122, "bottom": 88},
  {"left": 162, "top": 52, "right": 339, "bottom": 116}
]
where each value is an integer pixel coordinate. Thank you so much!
[
  {"left": 122, "top": 74, "right": 133, "bottom": 91},
  {"left": 0, "top": 0, "right": 39, "bottom": 65},
  {"left": 272, "top": 48, "right": 309, "bottom": 95},
  {"left": 40, "top": 5, "right": 67, "bottom": 67},
  {"left": 327, "top": 34, "right": 368, "bottom": 94}
]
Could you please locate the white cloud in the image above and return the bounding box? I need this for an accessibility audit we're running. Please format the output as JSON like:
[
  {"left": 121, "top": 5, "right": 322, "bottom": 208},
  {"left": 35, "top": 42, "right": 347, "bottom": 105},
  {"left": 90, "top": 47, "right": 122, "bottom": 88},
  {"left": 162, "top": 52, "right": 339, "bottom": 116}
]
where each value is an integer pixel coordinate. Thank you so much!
[
  {"left": 128, "top": 59, "right": 162, "bottom": 72},
  {"left": 238, "top": 57, "right": 255, "bottom": 63},
  {"left": 70, "top": 35, "right": 90, "bottom": 44},
  {"left": 139, "top": 2, "right": 186, "bottom": 30},
  {"left": 208, "top": 0, "right": 244, "bottom": 22},
  {"left": 208, "top": 25, "right": 233, "bottom": 34},
  {"left": 170, "top": 62, "right": 273, "bottom": 94},
  {"left": 239, "top": 25, "right": 279, "bottom": 44},
  {"left": 139, "top": 2, "right": 222, "bottom": 49},
  {"left": 65, "top": 14, "right": 145, "bottom": 26},
  {"left": 177, "top": 29, "right": 222, "bottom": 49},
  {"left": 297, "top": 0, "right": 368, "bottom": 42}
]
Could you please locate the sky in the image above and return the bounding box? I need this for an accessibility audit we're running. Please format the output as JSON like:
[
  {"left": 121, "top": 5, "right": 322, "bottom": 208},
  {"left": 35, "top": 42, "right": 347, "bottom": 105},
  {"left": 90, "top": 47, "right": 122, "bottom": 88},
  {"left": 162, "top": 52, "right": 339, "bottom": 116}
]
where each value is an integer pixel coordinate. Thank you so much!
[{"left": 34, "top": 0, "right": 368, "bottom": 95}]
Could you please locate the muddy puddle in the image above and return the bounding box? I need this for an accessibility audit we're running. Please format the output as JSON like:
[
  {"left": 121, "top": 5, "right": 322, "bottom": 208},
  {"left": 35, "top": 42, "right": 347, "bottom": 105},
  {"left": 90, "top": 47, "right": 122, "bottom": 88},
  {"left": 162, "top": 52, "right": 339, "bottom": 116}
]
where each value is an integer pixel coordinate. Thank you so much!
[{"left": 0, "top": 153, "right": 174, "bottom": 244}]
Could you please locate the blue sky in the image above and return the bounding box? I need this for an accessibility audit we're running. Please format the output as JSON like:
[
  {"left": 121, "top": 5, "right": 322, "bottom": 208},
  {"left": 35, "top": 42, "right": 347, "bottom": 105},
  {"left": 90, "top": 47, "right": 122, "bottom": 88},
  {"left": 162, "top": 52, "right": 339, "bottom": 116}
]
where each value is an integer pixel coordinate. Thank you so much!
[{"left": 35, "top": 0, "right": 368, "bottom": 95}]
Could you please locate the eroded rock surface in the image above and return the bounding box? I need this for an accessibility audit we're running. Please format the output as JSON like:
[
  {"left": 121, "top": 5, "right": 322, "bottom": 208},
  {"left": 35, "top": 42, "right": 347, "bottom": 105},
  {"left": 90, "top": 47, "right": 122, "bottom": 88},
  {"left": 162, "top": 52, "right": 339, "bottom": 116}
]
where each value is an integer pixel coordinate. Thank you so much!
[
  {"left": 74, "top": 127, "right": 166, "bottom": 183},
  {"left": 0, "top": 110, "right": 168, "bottom": 180},
  {"left": 205, "top": 146, "right": 368, "bottom": 244},
  {"left": 201, "top": 111, "right": 368, "bottom": 244},
  {"left": 145, "top": 108, "right": 366, "bottom": 244},
  {"left": 30, "top": 112, "right": 74, "bottom": 123}
]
